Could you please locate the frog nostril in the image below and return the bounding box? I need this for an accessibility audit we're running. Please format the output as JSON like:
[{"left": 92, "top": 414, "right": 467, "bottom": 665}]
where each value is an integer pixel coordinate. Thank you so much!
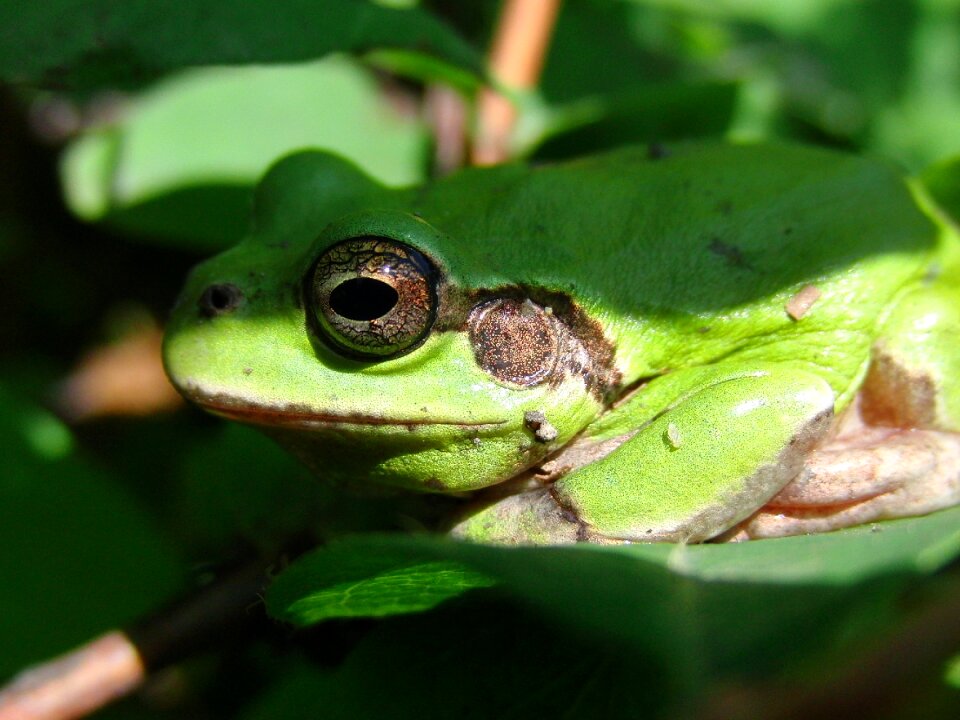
[
  {"left": 198, "top": 283, "right": 244, "bottom": 317},
  {"left": 330, "top": 277, "right": 399, "bottom": 321}
]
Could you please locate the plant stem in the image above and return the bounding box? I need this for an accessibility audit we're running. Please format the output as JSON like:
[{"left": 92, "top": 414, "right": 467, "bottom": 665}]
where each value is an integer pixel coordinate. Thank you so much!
[
  {"left": 0, "top": 632, "right": 143, "bottom": 720},
  {"left": 472, "top": 0, "right": 562, "bottom": 165},
  {"left": 0, "top": 557, "right": 273, "bottom": 720}
]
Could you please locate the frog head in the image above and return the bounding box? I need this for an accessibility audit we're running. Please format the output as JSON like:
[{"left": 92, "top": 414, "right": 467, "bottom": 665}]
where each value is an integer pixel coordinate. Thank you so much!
[{"left": 163, "top": 152, "right": 616, "bottom": 493}]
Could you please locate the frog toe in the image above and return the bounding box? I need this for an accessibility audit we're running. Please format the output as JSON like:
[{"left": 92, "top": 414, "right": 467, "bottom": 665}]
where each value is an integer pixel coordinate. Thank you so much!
[{"left": 731, "top": 426, "right": 960, "bottom": 539}]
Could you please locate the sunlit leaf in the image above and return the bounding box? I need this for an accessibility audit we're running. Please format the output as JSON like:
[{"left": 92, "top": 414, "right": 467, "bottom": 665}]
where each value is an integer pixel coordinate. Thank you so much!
[
  {"left": 61, "top": 58, "right": 429, "bottom": 250},
  {"left": 266, "top": 538, "right": 496, "bottom": 624}
]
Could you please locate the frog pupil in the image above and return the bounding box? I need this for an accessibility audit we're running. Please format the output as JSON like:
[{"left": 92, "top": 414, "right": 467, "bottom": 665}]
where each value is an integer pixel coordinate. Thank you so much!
[{"left": 330, "top": 277, "right": 399, "bottom": 321}]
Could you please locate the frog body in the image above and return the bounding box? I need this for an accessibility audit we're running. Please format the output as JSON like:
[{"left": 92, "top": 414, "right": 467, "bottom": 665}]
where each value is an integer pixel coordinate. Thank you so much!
[{"left": 163, "top": 143, "right": 960, "bottom": 544}]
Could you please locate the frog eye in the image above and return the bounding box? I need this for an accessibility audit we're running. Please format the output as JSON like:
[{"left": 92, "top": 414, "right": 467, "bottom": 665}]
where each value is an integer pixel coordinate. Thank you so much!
[{"left": 305, "top": 237, "right": 438, "bottom": 359}]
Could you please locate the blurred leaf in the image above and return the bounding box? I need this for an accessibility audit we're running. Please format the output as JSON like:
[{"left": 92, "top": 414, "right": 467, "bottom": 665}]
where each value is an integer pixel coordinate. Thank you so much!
[
  {"left": 0, "top": 385, "right": 183, "bottom": 681},
  {"left": 638, "top": 0, "right": 859, "bottom": 34},
  {"left": 366, "top": 49, "right": 483, "bottom": 93},
  {"left": 61, "top": 58, "right": 429, "bottom": 251},
  {"left": 174, "top": 423, "right": 331, "bottom": 555},
  {"left": 540, "top": 0, "right": 677, "bottom": 104},
  {"left": 267, "top": 538, "right": 495, "bottom": 624},
  {"left": 0, "top": 0, "right": 482, "bottom": 93},
  {"left": 599, "top": 0, "right": 960, "bottom": 168},
  {"left": 920, "top": 156, "right": 960, "bottom": 227},
  {"left": 946, "top": 652, "right": 960, "bottom": 690},
  {"left": 874, "top": 3, "right": 960, "bottom": 169},
  {"left": 530, "top": 81, "right": 737, "bottom": 160}
]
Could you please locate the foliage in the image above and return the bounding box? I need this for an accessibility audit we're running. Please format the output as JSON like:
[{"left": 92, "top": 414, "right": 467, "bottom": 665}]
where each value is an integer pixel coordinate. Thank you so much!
[{"left": 2, "top": 1, "right": 960, "bottom": 718}]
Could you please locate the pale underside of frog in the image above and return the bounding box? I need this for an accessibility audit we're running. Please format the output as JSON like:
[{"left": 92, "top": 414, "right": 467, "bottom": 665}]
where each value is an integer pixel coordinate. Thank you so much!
[{"left": 163, "top": 143, "right": 960, "bottom": 545}]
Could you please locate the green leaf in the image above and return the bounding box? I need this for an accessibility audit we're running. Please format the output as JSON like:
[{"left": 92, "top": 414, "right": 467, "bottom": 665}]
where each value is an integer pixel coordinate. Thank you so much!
[
  {"left": 61, "top": 58, "right": 429, "bottom": 251},
  {"left": 0, "top": 385, "right": 183, "bottom": 681},
  {"left": 0, "top": 0, "right": 482, "bottom": 93},
  {"left": 258, "top": 505, "right": 960, "bottom": 719},
  {"left": 266, "top": 538, "right": 496, "bottom": 625},
  {"left": 244, "top": 601, "right": 674, "bottom": 720},
  {"left": 946, "top": 652, "right": 960, "bottom": 690},
  {"left": 174, "top": 423, "right": 332, "bottom": 555},
  {"left": 266, "top": 507, "right": 960, "bottom": 679},
  {"left": 920, "top": 156, "right": 960, "bottom": 228},
  {"left": 540, "top": 0, "right": 676, "bottom": 105},
  {"left": 366, "top": 49, "right": 483, "bottom": 94},
  {"left": 530, "top": 81, "right": 738, "bottom": 160},
  {"left": 636, "top": 0, "right": 855, "bottom": 34}
]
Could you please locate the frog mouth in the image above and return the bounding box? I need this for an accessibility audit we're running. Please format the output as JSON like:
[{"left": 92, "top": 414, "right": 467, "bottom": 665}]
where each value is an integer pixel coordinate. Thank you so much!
[{"left": 187, "top": 393, "right": 507, "bottom": 430}]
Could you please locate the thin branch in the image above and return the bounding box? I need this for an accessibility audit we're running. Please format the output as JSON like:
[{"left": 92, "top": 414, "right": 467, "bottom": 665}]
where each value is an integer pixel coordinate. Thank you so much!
[
  {"left": 0, "top": 632, "right": 144, "bottom": 720},
  {"left": 0, "top": 556, "right": 275, "bottom": 720},
  {"left": 425, "top": 84, "right": 469, "bottom": 175},
  {"left": 472, "top": 0, "right": 563, "bottom": 165}
]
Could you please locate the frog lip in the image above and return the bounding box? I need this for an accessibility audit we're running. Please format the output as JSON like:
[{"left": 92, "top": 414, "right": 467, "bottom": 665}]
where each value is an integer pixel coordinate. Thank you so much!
[{"left": 186, "top": 392, "right": 507, "bottom": 430}]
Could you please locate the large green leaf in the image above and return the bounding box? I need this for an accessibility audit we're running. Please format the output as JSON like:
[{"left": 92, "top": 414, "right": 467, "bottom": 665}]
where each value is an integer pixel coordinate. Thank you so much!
[
  {"left": 244, "top": 601, "right": 674, "bottom": 720},
  {"left": 267, "top": 507, "right": 960, "bottom": 679},
  {"left": 61, "top": 58, "right": 429, "bottom": 251},
  {"left": 0, "top": 0, "right": 482, "bottom": 93},
  {"left": 261, "top": 509, "right": 960, "bottom": 718}
]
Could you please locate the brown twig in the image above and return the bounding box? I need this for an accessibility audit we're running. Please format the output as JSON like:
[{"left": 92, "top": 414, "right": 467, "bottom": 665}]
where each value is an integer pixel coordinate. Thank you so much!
[
  {"left": 425, "top": 84, "right": 469, "bottom": 175},
  {"left": 472, "top": 0, "right": 563, "bottom": 165},
  {"left": 0, "top": 633, "right": 144, "bottom": 720},
  {"left": 0, "top": 557, "right": 275, "bottom": 720}
]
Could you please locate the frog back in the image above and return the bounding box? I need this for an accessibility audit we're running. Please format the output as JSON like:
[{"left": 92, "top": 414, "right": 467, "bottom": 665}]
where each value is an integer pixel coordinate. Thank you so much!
[{"left": 408, "top": 143, "right": 937, "bottom": 388}]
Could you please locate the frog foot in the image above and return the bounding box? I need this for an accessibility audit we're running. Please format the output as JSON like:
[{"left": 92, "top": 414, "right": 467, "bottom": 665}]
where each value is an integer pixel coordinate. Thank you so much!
[{"left": 722, "top": 399, "right": 960, "bottom": 541}]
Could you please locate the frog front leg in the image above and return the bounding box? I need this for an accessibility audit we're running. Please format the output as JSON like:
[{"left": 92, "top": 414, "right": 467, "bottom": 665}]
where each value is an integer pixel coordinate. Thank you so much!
[{"left": 451, "top": 364, "right": 836, "bottom": 544}]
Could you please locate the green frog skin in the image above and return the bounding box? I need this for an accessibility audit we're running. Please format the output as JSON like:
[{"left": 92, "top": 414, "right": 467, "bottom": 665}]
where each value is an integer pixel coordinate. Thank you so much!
[{"left": 163, "top": 142, "right": 960, "bottom": 544}]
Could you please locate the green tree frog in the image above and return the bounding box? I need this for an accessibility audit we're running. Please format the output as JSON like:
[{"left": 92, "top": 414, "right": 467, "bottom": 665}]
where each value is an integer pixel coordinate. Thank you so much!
[{"left": 163, "top": 143, "right": 960, "bottom": 544}]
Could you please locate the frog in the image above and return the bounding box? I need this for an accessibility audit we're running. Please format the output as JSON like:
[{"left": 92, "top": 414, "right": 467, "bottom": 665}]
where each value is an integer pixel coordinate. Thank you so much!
[{"left": 163, "top": 142, "right": 960, "bottom": 544}]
